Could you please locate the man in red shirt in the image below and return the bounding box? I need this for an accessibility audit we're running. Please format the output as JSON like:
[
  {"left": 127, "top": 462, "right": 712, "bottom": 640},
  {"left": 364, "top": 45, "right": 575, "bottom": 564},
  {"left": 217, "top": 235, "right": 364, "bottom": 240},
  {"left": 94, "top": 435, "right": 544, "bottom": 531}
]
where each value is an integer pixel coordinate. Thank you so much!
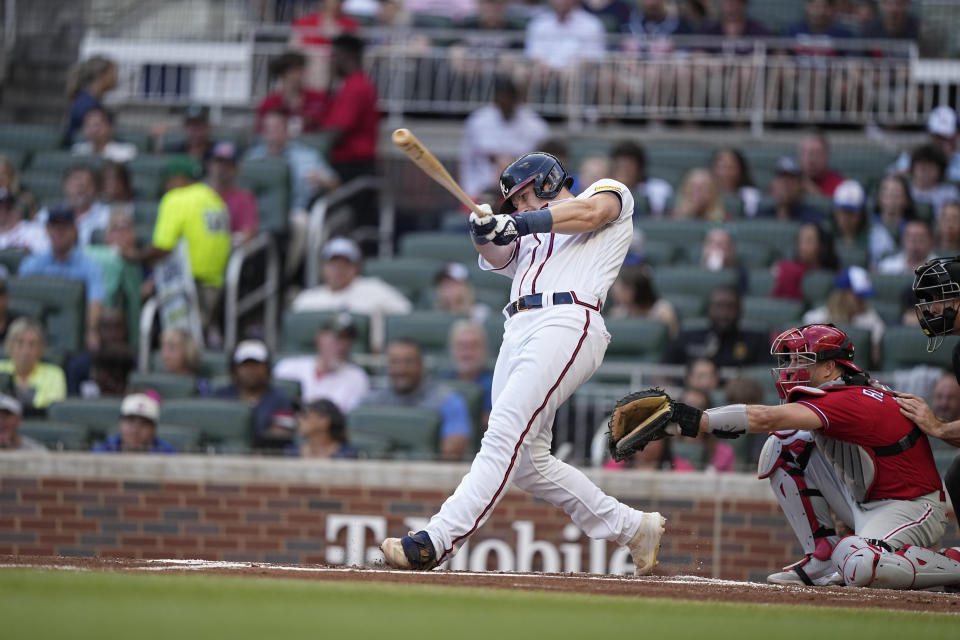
[
  {"left": 798, "top": 132, "right": 845, "bottom": 197},
  {"left": 206, "top": 142, "right": 259, "bottom": 246},
  {"left": 257, "top": 51, "right": 327, "bottom": 134},
  {"left": 627, "top": 324, "right": 959, "bottom": 589},
  {"left": 290, "top": 0, "right": 359, "bottom": 49}
]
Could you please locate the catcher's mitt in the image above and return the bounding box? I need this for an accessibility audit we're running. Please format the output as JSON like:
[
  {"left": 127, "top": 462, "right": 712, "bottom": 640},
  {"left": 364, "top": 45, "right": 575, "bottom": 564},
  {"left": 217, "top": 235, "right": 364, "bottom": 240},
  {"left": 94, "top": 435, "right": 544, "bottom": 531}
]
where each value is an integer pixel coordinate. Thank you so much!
[{"left": 607, "top": 388, "right": 703, "bottom": 462}]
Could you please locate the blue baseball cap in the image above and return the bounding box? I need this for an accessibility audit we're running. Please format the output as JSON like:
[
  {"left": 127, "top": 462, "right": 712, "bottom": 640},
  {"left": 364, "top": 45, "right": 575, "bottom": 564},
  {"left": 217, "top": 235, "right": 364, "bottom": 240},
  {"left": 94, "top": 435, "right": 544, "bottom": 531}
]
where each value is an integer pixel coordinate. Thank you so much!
[{"left": 834, "top": 266, "right": 874, "bottom": 298}]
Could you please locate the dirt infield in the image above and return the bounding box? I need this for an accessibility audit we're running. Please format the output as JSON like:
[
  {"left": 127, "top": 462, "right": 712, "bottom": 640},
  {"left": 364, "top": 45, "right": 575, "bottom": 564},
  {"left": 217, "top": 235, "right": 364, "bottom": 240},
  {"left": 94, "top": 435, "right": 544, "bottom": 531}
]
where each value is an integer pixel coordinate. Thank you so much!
[{"left": 2, "top": 555, "right": 958, "bottom": 614}]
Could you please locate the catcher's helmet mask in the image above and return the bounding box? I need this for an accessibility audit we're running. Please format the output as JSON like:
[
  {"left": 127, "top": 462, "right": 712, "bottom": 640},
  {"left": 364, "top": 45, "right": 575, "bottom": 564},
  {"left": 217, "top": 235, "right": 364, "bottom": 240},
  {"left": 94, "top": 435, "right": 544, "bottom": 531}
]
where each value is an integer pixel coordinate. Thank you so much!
[
  {"left": 912, "top": 256, "right": 960, "bottom": 352},
  {"left": 498, "top": 152, "right": 574, "bottom": 215},
  {"left": 770, "top": 323, "right": 861, "bottom": 400}
]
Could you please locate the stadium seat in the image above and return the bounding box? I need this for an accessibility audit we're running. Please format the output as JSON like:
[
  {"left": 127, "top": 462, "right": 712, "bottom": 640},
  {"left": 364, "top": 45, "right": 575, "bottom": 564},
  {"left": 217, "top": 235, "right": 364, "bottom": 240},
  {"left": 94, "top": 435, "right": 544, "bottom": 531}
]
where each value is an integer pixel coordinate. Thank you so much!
[
  {"left": 274, "top": 377, "right": 302, "bottom": 401},
  {"left": 747, "top": 267, "right": 775, "bottom": 296},
  {"left": 400, "top": 232, "right": 476, "bottom": 263},
  {"left": 128, "top": 372, "right": 197, "bottom": 399},
  {"left": 726, "top": 220, "right": 800, "bottom": 252},
  {"left": 662, "top": 293, "right": 705, "bottom": 319},
  {"left": 642, "top": 240, "right": 681, "bottom": 266},
  {"left": 873, "top": 300, "right": 903, "bottom": 325},
  {"left": 18, "top": 419, "right": 89, "bottom": 450},
  {"left": 722, "top": 193, "right": 745, "bottom": 219},
  {"left": 473, "top": 286, "right": 510, "bottom": 311},
  {"left": 880, "top": 328, "right": 957, "bottom": 371},
  {"left": 870, "top": 272, "right": 913, "bottom": 304},
  {"left": 653, "top": 267, "right": 739, "bottom": 300},
  {"left": 442, "top": 379, "right": 484, "bottom": 452},
  {"left": 7, "top": 297, "right": 44, "bottom": 322},
  {"left": 113, "top": 126, "right": 152, "bottom": 153},
  {"left": 364, "top": 256, "right": 443, "bottom": 300},
  {"left": 19, "top": 170, "right": 64, "bottom": 206},
  {"left": 483, "top": 313, "right": 505, "bottom": 355},
  {"left": 0, "top": 149, "right": 27, "bottom": 170},
  {"left": 801, "top": 270, "right": 837, "bottom": 306},
  {"left": 347, "top": 405, "right": 442, "bottom": 458},
  {"left": 0, "top": 248, "right": 29, "bottom": 274},
  {"left": 385, "top": 311, "right": 468, "bottom": 357},
  {"left": 604, "top": 317, "right": 670, "bottom": 362},
  {"left": 29, "top": 151, "right": 103, "bottom": 174},
  {"left": 128, "top": 155, "right": 174, "bottom": 200},
  {"left": 833, "top": 324, "right": 873, "bottom": 371},
  {"left": 160, "top": 399, "right": 254, "bottom": 451},
  {"left": 636, "top": 219, "right": 713, "bottom": 249},
  {"left": 7, "top": 276, "right": 87, "bottom": 353},
  {"left": 836, "top": 245, "right": 869, "bottom": 269},
  {"left": 236, "top": 159, "right": 291, "bottom": 234},
  {"left": 48, "top": 398, "right": 123, "bottom": 439},
  {"left": 156, "top": 423, "right": 203, "bottom": 452},
  {"left": 742, "top": 296, "right": 805, "bottom": 333},
  {"left": 348, "top": 429, "right": 393, "bottom": 458},
  {"left": 466, "top": 261, "right": 512, "bottom": 291},
  {"left": 0, "top": 123, "right": 61, "bottom": 153},
  {"left": 280, "top": 310, "right": 371, "bottom": 353},
  {"left": 133, "top": 200, "right": 160, "bottom": 245}
]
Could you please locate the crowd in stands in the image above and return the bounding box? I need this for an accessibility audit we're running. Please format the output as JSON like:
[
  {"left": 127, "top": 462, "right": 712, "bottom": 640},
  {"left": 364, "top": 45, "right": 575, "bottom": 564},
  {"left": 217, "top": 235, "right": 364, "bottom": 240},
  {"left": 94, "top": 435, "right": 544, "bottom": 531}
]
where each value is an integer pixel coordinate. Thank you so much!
[{"left": 1, "top": 0, "right": 958, "bottom": 478}]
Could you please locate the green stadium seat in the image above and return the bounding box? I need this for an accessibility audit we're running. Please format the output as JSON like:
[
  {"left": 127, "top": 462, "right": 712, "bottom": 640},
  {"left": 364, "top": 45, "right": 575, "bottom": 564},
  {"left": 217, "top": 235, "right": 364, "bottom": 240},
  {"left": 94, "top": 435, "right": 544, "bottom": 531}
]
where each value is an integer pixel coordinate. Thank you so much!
[
  {"left": 604, "top": 317, "right": 670, "bottom": 362},
  {"left": 662, "top": 293, "right": 705, "bottom": 319},
  {"left": 747, "top": 267, "right": 776, "bottom": 296},
  {"left": 726, "top": 220, "right": 800, "bottom": 251},
  {"left": 443, "top": 379, "right": 484, "bottom": 452},
  {"left": 0, "top": 248, "right": 29, "bottom": 274},
  {"left": 880, "top": 328, "right": 957, "bottom": 371},
  {"left": 156, "top": 423, "right": 203, "bottom": 452},
  {"left": 128, "top": 155, "right": 175, "bottom": 201},
  {"left": 7, "top": 276, "right": 87, "bottom": 353},
  {"left": 113, "top": 126, "right": 152, "bottom": 153},
  {"left": 722, "top": 193, "right": 745, "bottom": 219},
  {"left": 400, "top": 232, "right": 476, "bottom": 263},
  {"left": 833, "top": 324, "right": 873, "bottom": 371},
  {"left": 385, "top": 311, "right": 467, "bottom": 357},
  {"left": 636, "top": 219, "right": 713, "bottom": 249},
  {"left": 914, "top": 202, "right": 936, "bottom": 224},
  {"left": 19, "top": 170, "right": 63, "bottom": 205},
  {"left": 0, "top": 124, "right": 61, "bottom": 153},
  {"left": 19, "top": 419, "right": 89, "bottom": 450},
  {"left": 736, "top": 242, "right": 778, "bottom": 269},
  {"left": 347, "top": 405, "right": 442, "bottom": 458},
  {"left": 29, "top": 151, "right": 102, "bottom": 174},
  {"left": 348, "top": 429, "right": 393, "bottom": 458},
  {"left": 653, "top": 266, "right": 739, "bottom": 300},
  {"left": 742, "top": 296, "right": 805, "bottom": 333},
  {"left": 236, "top": 159, "right": 291, "bottom": 234},
  {"left": 0, "top": 149, "right": 27, "bottom": 170},
  {"left": 466, "top": 261, "right": 512, "bottom": 290},
  {"left": 474, "top": 286, "right": 510, "bottom": 311},
  {"left": 801, "top": 195, "right": 833, "bottom": 221},
  {"left": 873, "top": 300, "right": 903, "bottom": 325},
  {"left": 48, "top": 398, "right": 123, "bottom": 439},
  {"left": 483, "top": 314, "right": 505, "bottom": 354},
  {"left": 160, "top": 399, "right": 254, "bottom": 451},
  {"left": 801, "top": 269, "right": 837, "bottom": 306},
  {"left": 7, "top": 297, "right": 44, "bottom": 321},
  {"left": 870, "top": 272, "right": 913, "bottom": 304},
  {"left": 643, "top": 240, "right": 681, "bottom": 266},
  {"left": 274, "top": 377, "right": 302, "bottom": 401},
  {"left": 297, "top": 133, "right": 334, "bottom": 157},
  {"left": 440, "top": 211, "right": 468, "bottom": 233},
  {"left": 280, "top": 310, "right": 371, "bottom": 353},
  {"left": 364, "top": 257, "right": 443, "bottom": 299},
  {"left": 128, "top": 372, "right": 197, "bottom": 399},
  {"left": 836, "top": 245, "right": 869, "bottom": 269}
]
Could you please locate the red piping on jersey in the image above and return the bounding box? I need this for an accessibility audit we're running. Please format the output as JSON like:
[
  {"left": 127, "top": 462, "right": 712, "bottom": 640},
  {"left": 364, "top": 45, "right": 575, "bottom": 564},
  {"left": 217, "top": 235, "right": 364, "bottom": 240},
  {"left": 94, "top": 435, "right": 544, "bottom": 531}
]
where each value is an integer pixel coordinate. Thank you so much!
[
  {"left": 571, "top": 291, "right": 601, "bottom": 311},
  {"left": 436, "top": 309, "right": 592, "bottom": 566},
  {"left": 518, "top": 235, "right": 541, "bottom": 295},
  {"left": 489, "top": 242, "right": 521, "bottom": 271},
  {"left": 530, "top": 233, "right": 554, "bottom": 294}
]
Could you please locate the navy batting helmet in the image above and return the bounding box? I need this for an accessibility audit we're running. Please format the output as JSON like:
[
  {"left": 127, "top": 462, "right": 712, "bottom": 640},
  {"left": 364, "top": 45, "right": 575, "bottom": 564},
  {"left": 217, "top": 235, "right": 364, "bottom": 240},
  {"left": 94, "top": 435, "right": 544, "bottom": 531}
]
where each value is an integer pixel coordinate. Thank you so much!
[{"left": 498, "top": 152, "right": 573, "bottom": 215}]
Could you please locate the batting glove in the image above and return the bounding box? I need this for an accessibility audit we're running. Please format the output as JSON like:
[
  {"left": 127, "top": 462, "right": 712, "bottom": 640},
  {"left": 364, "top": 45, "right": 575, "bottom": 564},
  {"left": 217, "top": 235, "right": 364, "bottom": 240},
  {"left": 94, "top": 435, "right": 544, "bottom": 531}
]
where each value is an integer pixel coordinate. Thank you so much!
[
  {"left": 469, "top": 204, "right": 496, "bottom": 245},
  {"left": 488, "top": 214, "right": 520, "bottom": 246}
]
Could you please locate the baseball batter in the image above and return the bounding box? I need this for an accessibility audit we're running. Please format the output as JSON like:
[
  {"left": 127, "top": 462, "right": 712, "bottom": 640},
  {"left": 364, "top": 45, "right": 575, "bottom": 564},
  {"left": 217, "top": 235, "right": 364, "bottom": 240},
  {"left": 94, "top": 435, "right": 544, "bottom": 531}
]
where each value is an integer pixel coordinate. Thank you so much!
[
  {"left": 380, "top": 152, "right": 665, "bottom": 573},
  {"left": 641, "top": 324, "right": 960, "bottom": 589}
]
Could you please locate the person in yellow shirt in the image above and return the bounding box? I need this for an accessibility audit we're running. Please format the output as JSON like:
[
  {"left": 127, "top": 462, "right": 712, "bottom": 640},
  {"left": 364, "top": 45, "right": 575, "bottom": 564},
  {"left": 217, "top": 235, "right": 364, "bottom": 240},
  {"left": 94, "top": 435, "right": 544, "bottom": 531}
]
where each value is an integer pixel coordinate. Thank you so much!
[
  {"left": 128, "top": 156, "right": 231, "bottom": 330},
  {"left": 0, "top": 317, "right": 66, "bottom": 415}
]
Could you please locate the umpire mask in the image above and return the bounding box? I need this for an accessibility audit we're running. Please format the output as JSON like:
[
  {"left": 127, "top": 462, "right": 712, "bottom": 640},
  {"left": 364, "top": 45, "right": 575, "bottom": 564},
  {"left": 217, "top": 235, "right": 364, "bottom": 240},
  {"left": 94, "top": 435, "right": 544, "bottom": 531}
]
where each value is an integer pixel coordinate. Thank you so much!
[{"left": 913, "top": 257, "right": 960, "bottom": 352}]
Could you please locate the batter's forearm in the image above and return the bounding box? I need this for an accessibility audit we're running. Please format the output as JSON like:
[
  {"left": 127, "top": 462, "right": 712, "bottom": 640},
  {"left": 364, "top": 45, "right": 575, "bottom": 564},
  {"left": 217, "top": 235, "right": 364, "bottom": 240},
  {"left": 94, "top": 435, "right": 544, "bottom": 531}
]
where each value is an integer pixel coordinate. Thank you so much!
[
  {"left": 474, "top": 241, "right": 515, "bottom": 269},
  {"left": 546, "top": 197, "right": 617, "bottom": 233}
]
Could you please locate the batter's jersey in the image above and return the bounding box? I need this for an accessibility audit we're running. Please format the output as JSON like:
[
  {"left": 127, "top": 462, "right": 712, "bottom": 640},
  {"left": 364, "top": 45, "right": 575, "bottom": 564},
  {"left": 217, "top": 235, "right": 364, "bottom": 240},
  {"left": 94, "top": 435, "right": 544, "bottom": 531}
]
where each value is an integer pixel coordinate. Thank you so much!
[
  {"left": 479, "top": 179, "right": 634, "bottom": 305},
  {"left": 794, "top": 386, "right": 943, "bottom": 501}
]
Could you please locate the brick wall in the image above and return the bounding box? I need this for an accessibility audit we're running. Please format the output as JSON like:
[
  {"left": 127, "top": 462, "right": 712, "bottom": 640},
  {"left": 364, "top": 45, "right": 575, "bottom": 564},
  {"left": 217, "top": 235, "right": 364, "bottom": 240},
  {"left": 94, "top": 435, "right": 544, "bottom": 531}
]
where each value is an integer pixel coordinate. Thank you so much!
[{"left": 0, "top": 453, "right": 956, "bottom": 581}]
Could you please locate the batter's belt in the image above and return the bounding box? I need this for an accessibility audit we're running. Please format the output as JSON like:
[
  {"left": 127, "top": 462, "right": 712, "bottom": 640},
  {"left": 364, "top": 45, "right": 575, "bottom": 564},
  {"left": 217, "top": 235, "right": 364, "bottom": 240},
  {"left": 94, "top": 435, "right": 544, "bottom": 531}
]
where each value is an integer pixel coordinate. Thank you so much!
[{"left": 504, "top": 291, "right": 601, "bottom": 318}]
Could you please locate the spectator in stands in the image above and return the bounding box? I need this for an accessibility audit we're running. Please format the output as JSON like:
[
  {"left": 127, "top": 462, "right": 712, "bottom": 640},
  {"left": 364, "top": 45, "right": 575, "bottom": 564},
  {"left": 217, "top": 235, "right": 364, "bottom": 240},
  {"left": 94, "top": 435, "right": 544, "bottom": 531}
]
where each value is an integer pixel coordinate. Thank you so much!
[
  {"left": 322, "top": 35, "right": 380, "bottom": 189},
  {"left": 870, "top": 174, "right": 914, "bottom": 266},
  {"left": 699, "top": 0, "right": 770, "bottom": 37},
  {"left": 291, "top": 237, "right": 412, "bottom": 350},
  {"left": 19, "top": 206, "right": 105, "bottom": 349},
  {"left": 245, "top": 108, "right": 339, "bottom": 214},
  {"left": 212, "top": 339, "right": 297, "bottom": 452},
  {"left": 894, "top": 106, "right": 960, "bottom": 183},
  {"left": 433, "top": 263, "right": 490, "bottom": 322},
  {"left": 459, "top": 75, "right": 549, "bottom": 199},
  {"left": 159, "top": 327, "right": 203, "bottom": 377},
  {"left": 0, "top": 187, "right": 47, "bottom": 253},
  {"left": 671, "top": 168, "right": 727, "bottom": 221},
  {"left": 447, "top": 319, "right": 494, "bottom": 432},
  {"left": 0, "top": 278, "right": 20, "bottom": 344},
  {"left": 92, "top": 391, "right": 176, "bottom": 454},
  {"left": 524, "top": 0, "right": 606, "bottom": 69},
  {"left": 609, "top": 141, "right": 674, "bottom": 216},
  {"left": 0, "top": 392, "right": 45, "bottom": 451},
  {"left": 101, "top": 162, "right": 135, "bottom": 208},
  {"left": 830, "top": 179, "right": 870, "bottom": 264},
  {"left": 802, "top": 266, "right": 885, "bottom": 365},
  {"left": 64, "top": 55, "right": 117, "bottom": 147},
  {"left": 206, "top": 142, "right": 259, "bottom": 246},
  {"left": 290, "top": 0, "right": 359, "bottom": 51},
  {"left": 257, "top": 51, "right": 327, "bottom": 134},
  {"left": 363, "top": 338, "right": 472, "bottom": 460},
  {"left": 758, "top": 156, "right": 826, "bottom": 224},
  {"left": 626, "top": 0, "right": 694, "bottom": 37},
  {"left": 710, "top": 147, "right": 760, "bottom": 217},
  {"left": 273, "top": 313, "right": 370, "bottom": 413},
  {"left": 723, "top": 374, "right": 767, "bottom": 462},
  {"left": 931, "top": 372, "right": 960, "bottom": 423},
  {"left": 608, "top": 264, "right": 679, "bottom": 338},
  {"left": 0, "top": 155, "right": 37, "bottom": 220},
  {"left": 291, "top": 399, "right": 358, "bottom": 459},
  {"left": 935, "top": 201, "right": 960, "bottom": 257},
  {"left": 682, "top": 387, "right": 736, "bottom": 473},
  {"left": 786, "top": 0, "right": 855, "bottom": 39},
  {"left": 862, "top": 0, "right": 918, "bottom": 40},
  {"left": 575, "top": 155, "right": 611, "bottom": 194},
  {"left": 699, "top": 228, "right": 738, "bottom": 272},
  {"left": 772, "top": 222, "right": 838, "bottom": 300},
  {"left": 685, "top": 357, "right": 720, "bottom": 397},
  {"left": 798, "top": 131, "right": 845, "bottom": 197},
  {"left": 909, "top": 143, "right": 960, "bottom": 219},
  {"left": 83, "top": 208, "right": 143, "bottom": 345},
  {"left": 877, "top": 219, "right": 937, "bottom": 274},
  {"left": 151, "top": 105, "right": 215, "bottom": 162},
  {"left": 0, "top": 317, "right": 66, "bottom": 415},
  {"left": 65, "top": 308, "right": 129, "bottom": 396},
  {"left": 36, "top": 165, "right": 110, "bottom": 247},
  {"left": 71, "top": 107, "right": 137, "bottom": 164},
  {"left": 662, "top": 286, "right": 769, "bottom": 367},
  {"left": 87, "top": 347, "right": 136, "bottom": 399},
  {"left": 130, "top": 156, "right": 231, "bottom": 333},
  {"left": 581, "top": 0, "right": 633, "bottom": 32}
]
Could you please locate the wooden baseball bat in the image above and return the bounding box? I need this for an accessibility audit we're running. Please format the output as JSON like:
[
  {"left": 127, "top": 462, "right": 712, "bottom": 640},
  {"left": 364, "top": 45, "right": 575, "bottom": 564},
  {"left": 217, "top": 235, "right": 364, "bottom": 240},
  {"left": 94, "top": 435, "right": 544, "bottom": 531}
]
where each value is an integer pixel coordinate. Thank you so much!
[{"left": 392, "top": 128, "right": 487, "bottom": 217}]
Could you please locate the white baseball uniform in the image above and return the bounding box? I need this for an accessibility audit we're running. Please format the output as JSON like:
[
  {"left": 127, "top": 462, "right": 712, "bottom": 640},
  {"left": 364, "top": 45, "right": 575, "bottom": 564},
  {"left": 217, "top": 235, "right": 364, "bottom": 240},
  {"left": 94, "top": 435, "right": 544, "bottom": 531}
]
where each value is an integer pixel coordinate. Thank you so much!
[{"left": 422, "top": 179, "right": 647, "bottom": 564}]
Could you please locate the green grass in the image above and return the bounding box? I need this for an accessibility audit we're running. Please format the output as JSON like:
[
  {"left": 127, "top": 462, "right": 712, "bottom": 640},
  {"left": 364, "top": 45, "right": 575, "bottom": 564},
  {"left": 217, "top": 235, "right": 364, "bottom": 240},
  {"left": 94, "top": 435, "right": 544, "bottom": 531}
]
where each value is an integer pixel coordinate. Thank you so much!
[{"left": 0, "top": 569, "right": 956, "bottom": 640}]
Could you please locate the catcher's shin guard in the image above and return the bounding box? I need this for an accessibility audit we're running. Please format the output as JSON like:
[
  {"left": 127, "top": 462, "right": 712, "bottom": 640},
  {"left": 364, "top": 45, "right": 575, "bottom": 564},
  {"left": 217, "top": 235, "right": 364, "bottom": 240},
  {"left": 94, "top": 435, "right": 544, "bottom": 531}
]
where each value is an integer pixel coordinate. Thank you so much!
[{"left": 833, "top": 537, "right": 960, "bottom": 589}]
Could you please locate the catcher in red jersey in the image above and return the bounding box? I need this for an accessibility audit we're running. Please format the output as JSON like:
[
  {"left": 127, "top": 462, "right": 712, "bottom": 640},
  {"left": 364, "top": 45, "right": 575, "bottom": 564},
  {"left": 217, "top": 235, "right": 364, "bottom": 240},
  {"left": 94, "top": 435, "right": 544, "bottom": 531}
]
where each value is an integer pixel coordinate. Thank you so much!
[{"left": 612, "top": 323, "right": 959, "bottom": 589}]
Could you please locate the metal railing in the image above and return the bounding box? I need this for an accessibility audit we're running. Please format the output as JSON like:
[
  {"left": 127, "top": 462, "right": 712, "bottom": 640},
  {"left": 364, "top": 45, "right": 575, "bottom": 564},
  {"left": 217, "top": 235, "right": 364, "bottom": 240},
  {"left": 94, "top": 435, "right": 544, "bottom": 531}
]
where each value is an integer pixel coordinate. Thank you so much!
[
  {"left": 223, "top": 232, "right": 281, "bottom": 352},
  {"left": 304, "top": 176, "right": 395, "bottom": 288}
]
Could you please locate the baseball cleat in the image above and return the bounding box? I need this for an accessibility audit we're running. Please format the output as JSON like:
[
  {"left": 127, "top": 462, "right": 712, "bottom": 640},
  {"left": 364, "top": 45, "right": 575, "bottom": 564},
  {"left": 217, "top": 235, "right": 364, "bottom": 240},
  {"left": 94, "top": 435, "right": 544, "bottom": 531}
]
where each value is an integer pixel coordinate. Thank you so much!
[
  {"left": 380, "top": 530, "right": 438, "bottom": 570},
  {"left": 628, "top": 511, "right": 666, "bottom": 576},
  {"left": 767, "top": 555, "right": 843, "bottom": 586}
]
